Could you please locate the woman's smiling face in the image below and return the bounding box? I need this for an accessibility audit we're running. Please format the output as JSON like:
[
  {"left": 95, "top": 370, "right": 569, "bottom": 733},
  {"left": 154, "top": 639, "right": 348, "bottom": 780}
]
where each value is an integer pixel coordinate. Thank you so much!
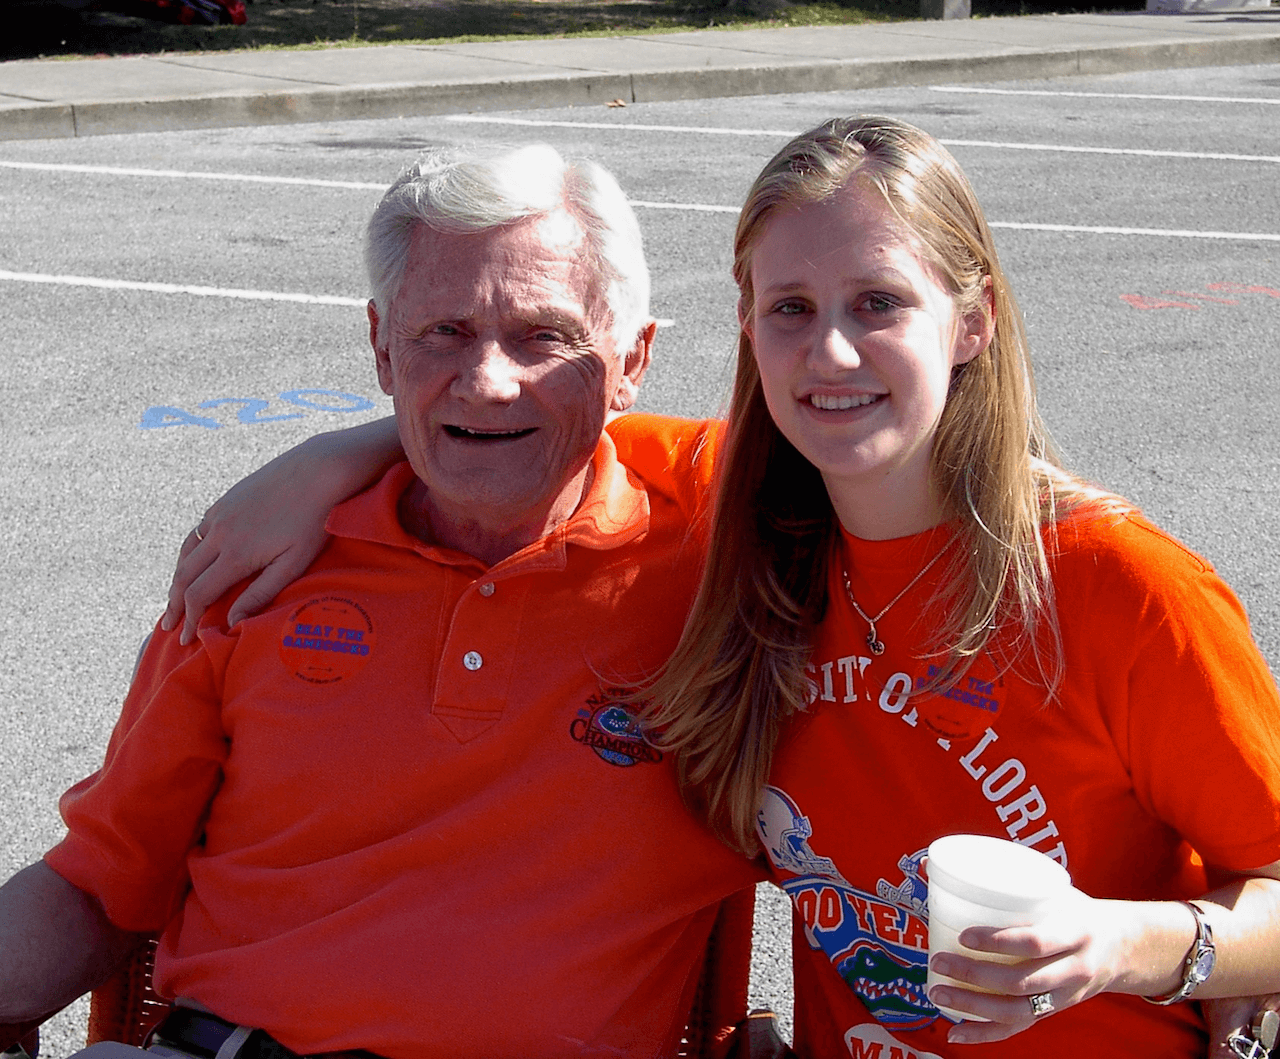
[{"left": 742, "top": 178, "right": 991, "bottom": 539}]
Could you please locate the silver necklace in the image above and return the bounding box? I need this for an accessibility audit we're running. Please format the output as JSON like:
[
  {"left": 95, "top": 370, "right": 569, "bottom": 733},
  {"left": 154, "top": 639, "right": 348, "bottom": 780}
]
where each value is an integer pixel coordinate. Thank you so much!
[{"left": 842, "top": 537, "right": 954, "bottom": 656}]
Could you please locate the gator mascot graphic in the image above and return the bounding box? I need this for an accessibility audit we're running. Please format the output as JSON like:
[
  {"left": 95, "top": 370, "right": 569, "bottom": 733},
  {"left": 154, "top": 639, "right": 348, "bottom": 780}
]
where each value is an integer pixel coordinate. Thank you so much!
[
  {"left": 570, "top": 695, "right": 663, "bottom": 767},
  {"left": 757, "top": 786, "right": 938, "bottom": 1031}
]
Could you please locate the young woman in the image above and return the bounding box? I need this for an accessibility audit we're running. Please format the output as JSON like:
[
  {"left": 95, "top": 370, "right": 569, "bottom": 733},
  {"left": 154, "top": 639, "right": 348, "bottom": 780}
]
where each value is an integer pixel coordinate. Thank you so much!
[
  {"left": 166, "top": 118, "right": 1280, "bottom": 1058},
  {"left": 623, "top": 115, "right": 1280, "bottom": 1057}
]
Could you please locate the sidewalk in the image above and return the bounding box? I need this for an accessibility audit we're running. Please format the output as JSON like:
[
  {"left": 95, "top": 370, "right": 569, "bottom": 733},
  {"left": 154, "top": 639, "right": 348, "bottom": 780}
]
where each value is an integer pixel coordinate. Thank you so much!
[{"left": 2, "top": 7, "right": 1279, "bottom": 140}]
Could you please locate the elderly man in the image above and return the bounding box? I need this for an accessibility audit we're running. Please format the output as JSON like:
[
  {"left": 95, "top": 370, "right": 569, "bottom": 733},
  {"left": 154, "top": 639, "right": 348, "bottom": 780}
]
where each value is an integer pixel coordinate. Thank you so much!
[{"left": 0, "top": 143, "right": 758, "bottom": 1059}]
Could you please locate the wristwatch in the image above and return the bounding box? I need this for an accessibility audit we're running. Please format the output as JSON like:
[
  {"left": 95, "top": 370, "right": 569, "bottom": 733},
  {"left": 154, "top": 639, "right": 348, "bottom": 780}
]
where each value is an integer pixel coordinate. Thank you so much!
[{"left": 1144, "top": 900, "right": 1216, "bottom": 1005}]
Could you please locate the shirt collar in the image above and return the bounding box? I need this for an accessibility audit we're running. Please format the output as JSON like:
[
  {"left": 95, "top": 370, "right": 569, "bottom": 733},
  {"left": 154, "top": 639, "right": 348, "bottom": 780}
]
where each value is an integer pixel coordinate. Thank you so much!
[{"left": 326, "top": 431, "right": 651, "bottom": 569}]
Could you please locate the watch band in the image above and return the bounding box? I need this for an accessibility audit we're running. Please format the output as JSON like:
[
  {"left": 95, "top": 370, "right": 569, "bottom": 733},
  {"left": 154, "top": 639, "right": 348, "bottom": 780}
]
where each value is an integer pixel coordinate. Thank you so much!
[{"left": 1143, "top": 899, "right": 1216, "bottom": 1005}]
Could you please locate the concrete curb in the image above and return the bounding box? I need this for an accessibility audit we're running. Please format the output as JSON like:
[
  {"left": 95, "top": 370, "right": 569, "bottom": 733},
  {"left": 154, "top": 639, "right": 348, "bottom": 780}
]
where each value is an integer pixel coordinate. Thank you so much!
[
  {"left": 8, "top": 76, "right": 639, "bottom": 139},
  {"left": 629, "top": 34, "right": 1280, "bottom": 100},
  {"left": 2, "top": 16, "right": 1279, "bottom": 140}
]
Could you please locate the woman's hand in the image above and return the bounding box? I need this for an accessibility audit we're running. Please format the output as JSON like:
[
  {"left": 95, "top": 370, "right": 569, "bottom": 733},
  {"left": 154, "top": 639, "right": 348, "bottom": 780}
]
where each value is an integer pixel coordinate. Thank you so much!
[
  {"left": 160, "top": 418, "right": 403, "bottom": 643},
  {"left": 929, "top": 868, "right": 1280, "bottom": 1045},
  {"left": 162, "top": 481, "right": 333, "bottom": 646},
  {"left": 927, "top": 892, "right": 1136, "bottom": 1043}
]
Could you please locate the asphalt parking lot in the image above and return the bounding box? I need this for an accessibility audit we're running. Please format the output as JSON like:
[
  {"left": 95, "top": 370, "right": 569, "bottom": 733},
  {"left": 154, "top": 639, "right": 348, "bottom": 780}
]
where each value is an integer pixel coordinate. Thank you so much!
[{"left": 2, "top": 58, "right": 1278, "bottom": 1054}]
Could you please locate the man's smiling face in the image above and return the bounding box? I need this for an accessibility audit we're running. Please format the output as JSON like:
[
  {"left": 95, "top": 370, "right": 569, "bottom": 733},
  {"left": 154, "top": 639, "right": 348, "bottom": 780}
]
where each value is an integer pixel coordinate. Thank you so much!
[{"left": 370, "top": 213, "right": 644, "bottom": 554}]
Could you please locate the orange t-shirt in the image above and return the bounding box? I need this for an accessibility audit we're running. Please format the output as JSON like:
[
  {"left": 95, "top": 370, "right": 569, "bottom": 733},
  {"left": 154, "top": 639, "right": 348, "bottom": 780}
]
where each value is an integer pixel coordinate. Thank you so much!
[
  {"left": 47, "top": 425, "right": 758, "bottom": 1059},
  {"left": 764, "top": 511, "right": 1280, "bottom": 1059},
  {"left": 603, "top": 416, "right": 1280, "bottom": 1056}
]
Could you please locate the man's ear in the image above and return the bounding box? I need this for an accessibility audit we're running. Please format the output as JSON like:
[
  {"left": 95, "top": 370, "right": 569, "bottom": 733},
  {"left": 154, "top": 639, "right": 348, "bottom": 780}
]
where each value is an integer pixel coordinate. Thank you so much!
[
  {"left": 369, "top": 300, "right": 394, "bottom": 396},
  {"left": 609, "top": 320, "right": 657, "bottom": 413},
  {"left": 954, "top": 276, "right": 995, "bottom": 367}
]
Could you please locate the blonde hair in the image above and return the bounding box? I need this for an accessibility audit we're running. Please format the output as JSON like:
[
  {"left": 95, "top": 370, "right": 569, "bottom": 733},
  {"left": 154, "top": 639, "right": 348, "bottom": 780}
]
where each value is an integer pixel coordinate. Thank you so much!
[{"left": 645, "top": 116, "right": 1116, "bottom": 853}]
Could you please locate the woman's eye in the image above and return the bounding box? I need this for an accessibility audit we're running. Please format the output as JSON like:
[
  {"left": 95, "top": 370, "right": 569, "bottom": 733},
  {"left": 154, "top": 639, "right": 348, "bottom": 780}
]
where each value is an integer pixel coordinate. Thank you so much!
[
  {"left": 772, "top": 300, "right": 809, "bottom": 317},
  {"left": 861, "top": 294, "right": 897, "bottom": 313}
]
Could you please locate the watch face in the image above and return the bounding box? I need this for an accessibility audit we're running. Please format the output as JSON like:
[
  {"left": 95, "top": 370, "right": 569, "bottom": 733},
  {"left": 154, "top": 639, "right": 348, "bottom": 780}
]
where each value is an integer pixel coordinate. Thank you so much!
[{"left": 1191, "top": 948, "right": 1216, "bottom": 983}]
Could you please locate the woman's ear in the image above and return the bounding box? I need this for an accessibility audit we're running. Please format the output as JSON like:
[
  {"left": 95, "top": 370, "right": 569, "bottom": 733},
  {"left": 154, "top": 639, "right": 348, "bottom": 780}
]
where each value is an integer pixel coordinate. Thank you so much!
[{"left": 954, "top": 276, "right": 995, "bottom": 366}]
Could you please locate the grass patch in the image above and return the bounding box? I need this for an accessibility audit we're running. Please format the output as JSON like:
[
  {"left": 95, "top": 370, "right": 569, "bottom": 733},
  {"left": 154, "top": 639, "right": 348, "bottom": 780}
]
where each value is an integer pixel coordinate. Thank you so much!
[{"left": 7, "top": 0, "right": 1144, "bottom": 62}]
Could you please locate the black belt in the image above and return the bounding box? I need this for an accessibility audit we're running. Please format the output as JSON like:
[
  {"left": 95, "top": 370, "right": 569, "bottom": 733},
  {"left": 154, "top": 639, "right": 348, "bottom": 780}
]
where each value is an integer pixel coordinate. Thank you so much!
[{"left": 151, "top": 1008, "right": 382, "bottom": 1059}]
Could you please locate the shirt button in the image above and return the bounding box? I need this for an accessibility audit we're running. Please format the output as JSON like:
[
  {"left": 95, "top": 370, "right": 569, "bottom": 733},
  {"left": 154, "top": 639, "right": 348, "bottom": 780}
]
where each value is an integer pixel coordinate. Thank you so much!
[
  {"left": 463, "top": 651, "right": 483, "bottom": 671},
  {"left": 478, "top": 582, "right": 495, "bottom": 597}
]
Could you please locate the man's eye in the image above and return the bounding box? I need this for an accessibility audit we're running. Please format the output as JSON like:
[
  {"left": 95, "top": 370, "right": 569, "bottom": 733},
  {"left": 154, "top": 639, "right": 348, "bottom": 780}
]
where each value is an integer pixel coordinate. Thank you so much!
[{"left": 431, "top": 324, "right": 460, "bottom": 336}]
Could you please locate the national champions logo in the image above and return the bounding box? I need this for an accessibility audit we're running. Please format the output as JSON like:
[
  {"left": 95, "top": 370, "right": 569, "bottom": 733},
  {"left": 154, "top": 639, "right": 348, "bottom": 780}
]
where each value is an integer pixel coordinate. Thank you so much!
[{"left": 569, "top": 692, "right": 663, "bottom": 767}]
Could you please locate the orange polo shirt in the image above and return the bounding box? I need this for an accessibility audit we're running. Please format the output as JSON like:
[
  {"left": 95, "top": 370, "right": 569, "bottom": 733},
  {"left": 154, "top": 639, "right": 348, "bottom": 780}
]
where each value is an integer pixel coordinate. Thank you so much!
[{"left": 48, "top": 423, "right": 757, "bottom": 1059}]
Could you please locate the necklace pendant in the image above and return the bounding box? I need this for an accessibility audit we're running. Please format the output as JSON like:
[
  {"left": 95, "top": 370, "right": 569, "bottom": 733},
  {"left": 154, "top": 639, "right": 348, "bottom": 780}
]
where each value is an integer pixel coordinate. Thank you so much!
[{"left": 841, "top": 538, "right": 955, "bottom": 664}]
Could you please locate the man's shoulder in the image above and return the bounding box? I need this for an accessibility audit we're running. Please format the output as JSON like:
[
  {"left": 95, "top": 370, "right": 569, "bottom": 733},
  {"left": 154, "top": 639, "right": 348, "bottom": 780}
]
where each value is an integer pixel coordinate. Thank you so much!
[
  {"left": 606, "top": 413, "right": 723, "bottom": 516},
  {"left": 326, "top": 461, "right": 420, "bottom": 546}
]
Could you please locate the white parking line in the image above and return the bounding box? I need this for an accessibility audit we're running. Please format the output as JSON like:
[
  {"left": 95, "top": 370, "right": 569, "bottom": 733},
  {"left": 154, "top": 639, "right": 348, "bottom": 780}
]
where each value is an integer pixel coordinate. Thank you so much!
[
  {"left": 445, "top": 115, "right": 1280, "bottom": 165},
  {"left": 0, "top": 269, "right": 685, "bottom": 318},
  {"left": 989, "top": 222, "right": 1280, "bottom": 242},
  {"left": 0, "top": 159, "right": 738, "bottom": 211},
  {"left": 2, "top": 148, "right": 1276, "bottom": 243},
  {"left": 630, "top": 199, "right": 739, "bottom": 214},
  {"left": 0, "top": 159, "right": 385, "bottom": 190},
  {"left": 943, "top": 139, "right": 1280, "bottom": 165},
  {"left": 446, "top": 115, "right": 799, "bottom": 137},
  {"left": 930, "top": 85, "right": 1280, "bottom": 106},
  {"left": 0, "top": 270, "right": 367, "bottom": 305},
  {"left": 0, "top": 160, "right": 739, "bottom": 218}
]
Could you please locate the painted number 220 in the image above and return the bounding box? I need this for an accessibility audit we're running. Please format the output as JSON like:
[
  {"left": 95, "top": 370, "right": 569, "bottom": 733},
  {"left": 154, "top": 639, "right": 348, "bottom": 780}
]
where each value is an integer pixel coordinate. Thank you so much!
[{"left": 140, "top": 389, "right": 375, "bottom": 430}]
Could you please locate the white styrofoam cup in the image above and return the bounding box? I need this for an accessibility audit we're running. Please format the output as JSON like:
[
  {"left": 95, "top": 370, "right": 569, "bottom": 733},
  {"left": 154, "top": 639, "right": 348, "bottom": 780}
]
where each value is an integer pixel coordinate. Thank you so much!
[{"left": 926, "top": 834, "right": 1072, "bottom": 1021}]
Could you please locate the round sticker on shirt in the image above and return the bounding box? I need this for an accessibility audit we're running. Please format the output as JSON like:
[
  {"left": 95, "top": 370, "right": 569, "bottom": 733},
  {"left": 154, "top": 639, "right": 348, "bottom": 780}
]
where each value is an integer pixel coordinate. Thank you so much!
[
  {"left": 279, "top": 596, "right": 376, "bottom": 684},
  {"left": 916, "top": 676, "right": 1002, "bottom": 741}
]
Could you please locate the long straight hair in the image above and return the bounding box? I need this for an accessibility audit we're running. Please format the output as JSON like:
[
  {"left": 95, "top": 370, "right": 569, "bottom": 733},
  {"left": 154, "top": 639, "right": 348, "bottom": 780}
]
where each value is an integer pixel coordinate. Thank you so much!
[{"left": 645, "top": 116, "right": 1112, "bottom": 853}]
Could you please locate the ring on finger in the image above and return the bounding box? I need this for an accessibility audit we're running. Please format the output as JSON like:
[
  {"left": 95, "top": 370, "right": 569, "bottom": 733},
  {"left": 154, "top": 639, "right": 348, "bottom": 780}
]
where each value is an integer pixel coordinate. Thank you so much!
[
  {"left": 1028, "top": 992, "right": 1055, "bottom": 1018},
  {"left": 193, "top": 526, "right": 206, "bottom": 542}
]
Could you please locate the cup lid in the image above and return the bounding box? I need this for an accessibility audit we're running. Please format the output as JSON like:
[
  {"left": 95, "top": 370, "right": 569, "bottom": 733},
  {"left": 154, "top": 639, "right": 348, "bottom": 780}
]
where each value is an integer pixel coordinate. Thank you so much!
[{"left": 926, "top": 834, "right": 1071, "bottom": 910}]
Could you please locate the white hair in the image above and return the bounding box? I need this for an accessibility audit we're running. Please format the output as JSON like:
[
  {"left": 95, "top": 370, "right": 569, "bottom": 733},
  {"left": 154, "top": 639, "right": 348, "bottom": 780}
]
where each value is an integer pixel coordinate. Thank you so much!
[{"left": 364, "top": 143, "right": 651, "bottom": 354}]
